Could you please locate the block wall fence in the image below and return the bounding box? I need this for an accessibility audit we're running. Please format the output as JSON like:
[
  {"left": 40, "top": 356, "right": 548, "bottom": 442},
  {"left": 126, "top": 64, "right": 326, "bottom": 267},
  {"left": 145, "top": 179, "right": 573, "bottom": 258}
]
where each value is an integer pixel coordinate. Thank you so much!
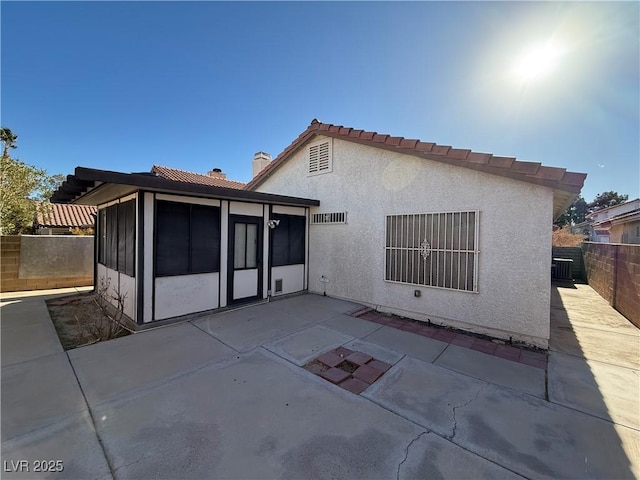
[
  {"left": 582, "top": 242, "right": 640, "bottom": 328},
  {"left": 1, "top": 235, "right": 94, "bottom": 293}
]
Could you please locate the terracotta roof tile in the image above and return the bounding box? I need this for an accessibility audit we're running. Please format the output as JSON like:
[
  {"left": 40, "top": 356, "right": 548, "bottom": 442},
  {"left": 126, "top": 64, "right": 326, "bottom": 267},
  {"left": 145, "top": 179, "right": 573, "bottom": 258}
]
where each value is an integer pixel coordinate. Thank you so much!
[
  {"left": 415, "top": 141, "right": 434, "bottom": 152},
  {"left": 536, "top": 166, "right": 566, "bottom": 181},
  {"left": 561, "top": 171, "right": 589, "bottom": 187},
  {"left": 488, "top": 156, "right": 515, "bottom": 168},
  {"left": 151, "top": 165, "right": 245, "bottom": 189},
  {"left": 36, "top": 203, "right": 97, "bottom": 228},
  {"left": 360, "top": 131, "right": 375, "bottom": 140},
  {"left": 431, "top": 145, "right": 451, "bottom": 155},
  {"left": 466, "top": 152, "right": 492, "bottom": 164},
  {"left": 400, "top": 139, "right": 419, "bottom": 148},
  {"left": 373, "top": 134, "right": 389, "bottom": 143},
  {"left": 509, "top": 160, "right": 541, "bottom": 175},
  {"left": 448, "top": 148, "right": 471, "bottom": 160},
  {"left": 245, "top": 119, "right": 587, "bottom": 218}
]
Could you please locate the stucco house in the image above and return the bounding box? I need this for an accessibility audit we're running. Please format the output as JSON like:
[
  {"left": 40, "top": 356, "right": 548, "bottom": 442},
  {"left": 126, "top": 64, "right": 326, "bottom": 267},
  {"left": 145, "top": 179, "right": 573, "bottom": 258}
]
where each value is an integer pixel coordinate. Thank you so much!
[
  {"left": 51, "top": 165, "right": 317, "bottom": 325},
  {"left": 573, "top": 198, "right": 640, "bottom": 244},
  {"left": 247, "top": 120, "right": 586, "bottom": 348},
  {"left": 51, "top": 119, "right": 586, "bottom": 348}
]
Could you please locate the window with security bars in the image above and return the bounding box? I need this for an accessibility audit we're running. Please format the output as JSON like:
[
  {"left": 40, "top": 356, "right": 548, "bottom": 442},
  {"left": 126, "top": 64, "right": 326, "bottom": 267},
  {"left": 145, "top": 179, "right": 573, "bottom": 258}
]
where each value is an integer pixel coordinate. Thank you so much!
[
  {"left": 311, "top": 212, "right": 347, "bottom": 224},
  {"left": 308, "top": 139, "right": 332, "bottom": 175},
  {"left": 385, "top": 211, "right": 479, "bottom": 292}
]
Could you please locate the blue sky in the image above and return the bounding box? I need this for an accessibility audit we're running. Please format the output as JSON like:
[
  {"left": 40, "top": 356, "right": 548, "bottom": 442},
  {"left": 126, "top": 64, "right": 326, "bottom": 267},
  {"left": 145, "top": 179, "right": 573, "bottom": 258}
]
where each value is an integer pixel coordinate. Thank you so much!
[{"left": 2, "top": 1, "right": 638, "bottom": 202}]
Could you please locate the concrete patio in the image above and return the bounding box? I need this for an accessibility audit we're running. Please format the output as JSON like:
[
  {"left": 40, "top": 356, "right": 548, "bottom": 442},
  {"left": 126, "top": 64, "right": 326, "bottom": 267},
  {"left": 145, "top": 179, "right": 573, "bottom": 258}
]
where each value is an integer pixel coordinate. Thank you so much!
[{"left": 1, "top": 284, "right": 638, "bottom": 479}]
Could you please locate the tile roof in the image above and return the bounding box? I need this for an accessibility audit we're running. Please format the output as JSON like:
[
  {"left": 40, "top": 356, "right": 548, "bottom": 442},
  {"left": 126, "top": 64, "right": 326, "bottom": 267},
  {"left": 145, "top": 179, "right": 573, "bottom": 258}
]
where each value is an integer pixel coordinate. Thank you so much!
[
  {"left": 36, "top": 203, "right": 97, "bottom": 228},
  {"left": 50, "top": 167, "right": 318, "bottom": 208},
  {"left": 152, "top": 165, "right": 245, "bottom": 189},
  {"left": 246, "top": 119, "right": 587, "bottom": 195}
]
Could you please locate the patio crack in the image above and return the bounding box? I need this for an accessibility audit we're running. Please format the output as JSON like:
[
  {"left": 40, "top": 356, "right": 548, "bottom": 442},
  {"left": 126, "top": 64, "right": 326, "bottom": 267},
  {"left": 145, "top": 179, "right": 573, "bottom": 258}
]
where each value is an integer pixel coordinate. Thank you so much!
[
  {"left": 396, "top": 430, "right": 428, "bottom": 480},
  {"left": 113, "top": 454, "right": 148, "bottom": 477},
  {"left": 449, "top": 383, "right": 488, "bottom": 440}
]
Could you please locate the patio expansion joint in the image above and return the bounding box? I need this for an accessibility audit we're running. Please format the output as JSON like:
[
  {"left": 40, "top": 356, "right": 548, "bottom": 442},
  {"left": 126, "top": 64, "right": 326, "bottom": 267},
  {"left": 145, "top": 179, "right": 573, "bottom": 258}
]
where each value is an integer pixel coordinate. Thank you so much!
[
  {"left": 0, "top": 411, "right": 82, "bottom": 446},
  {"left": 449, "top": 383, "right": 489, "bottom": 441},
  {"left": 64, "top": 351, "right": 118, "bottom": 480},
  {"left": 396, "top": 430, "right": 428, "bottom": 480},
  {"left": 189, "top": 321, "right": 241, "bottom": 353},
  {"left": 86, "top": 351, "right": 246, "bottom": 410},
  {"left": 548, "top": 348, "right": 640, "bottom": 371},
  {"left": 431, "top": 342, "right": 451, "bottom": 364}
]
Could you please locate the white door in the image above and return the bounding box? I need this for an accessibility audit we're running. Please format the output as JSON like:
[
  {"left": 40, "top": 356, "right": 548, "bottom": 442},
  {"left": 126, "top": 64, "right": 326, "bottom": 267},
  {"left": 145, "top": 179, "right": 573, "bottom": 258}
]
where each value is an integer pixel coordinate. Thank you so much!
[{"left": 228, "top": 215, "right": 263, "bottom": 303}]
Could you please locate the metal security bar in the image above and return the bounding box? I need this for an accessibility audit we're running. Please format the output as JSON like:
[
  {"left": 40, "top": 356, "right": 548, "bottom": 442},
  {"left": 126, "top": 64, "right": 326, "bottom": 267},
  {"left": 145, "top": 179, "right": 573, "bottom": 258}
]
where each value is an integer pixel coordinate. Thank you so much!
[
  {"left": 385, "top": 211, "right": 479, "bottom": 292},
  {"left": 311, "top": 212, "right": 348, "bottom": 224}
]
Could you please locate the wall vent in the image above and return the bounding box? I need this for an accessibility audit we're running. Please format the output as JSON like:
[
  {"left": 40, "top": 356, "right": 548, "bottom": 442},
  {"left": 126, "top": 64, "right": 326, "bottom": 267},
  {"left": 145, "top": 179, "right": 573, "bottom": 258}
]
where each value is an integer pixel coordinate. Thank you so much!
[
  {"left": 311, "top": 212, "right": 347, "bottom": 225},
  {"left": 275, "top": 279, "right": 283, "bottom": 293},
  {"left": 308, "top": 139, "right": 332, "bottom": 175}
]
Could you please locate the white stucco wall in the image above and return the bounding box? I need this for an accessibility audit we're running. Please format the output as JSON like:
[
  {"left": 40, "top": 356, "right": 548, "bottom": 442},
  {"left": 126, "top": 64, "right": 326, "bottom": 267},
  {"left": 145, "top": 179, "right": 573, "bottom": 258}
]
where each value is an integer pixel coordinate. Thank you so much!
[
  {"left": 154, "top": 273, "right": 220, "bottom": 320},
  {"left": 271, "top": 264, "right": 305, "bottom": 296},
  {"left": 96, "top": 263, "right": 136, "bottom": 321},
  {"left": 256, "top": 136, "right": 553, "bottom": 347}
]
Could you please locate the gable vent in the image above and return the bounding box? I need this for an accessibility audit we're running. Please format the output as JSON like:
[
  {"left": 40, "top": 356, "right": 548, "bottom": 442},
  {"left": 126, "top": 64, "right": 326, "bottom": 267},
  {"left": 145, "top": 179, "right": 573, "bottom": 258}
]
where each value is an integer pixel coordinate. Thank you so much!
[
  {"left": 308, "top": 139, "right": 332, "bottom": 175},
  {"left": 311, "top": 212, "right": 347, "bottom": 224}
]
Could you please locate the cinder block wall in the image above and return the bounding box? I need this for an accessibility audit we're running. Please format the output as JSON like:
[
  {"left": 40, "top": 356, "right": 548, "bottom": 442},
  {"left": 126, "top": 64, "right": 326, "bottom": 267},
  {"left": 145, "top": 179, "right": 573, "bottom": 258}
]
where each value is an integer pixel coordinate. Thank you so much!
[
  {"left": 582, "top": 243, "right": 615, "bottom": 303},
  {"left": 615, "top": 245, "right": 640, "bottom": 327},
  {"left": 583, "top": 242, "right": 640, "bottom": 328},
  {"left": 1, "top": 235, "right": 94, "bottom": 293}
]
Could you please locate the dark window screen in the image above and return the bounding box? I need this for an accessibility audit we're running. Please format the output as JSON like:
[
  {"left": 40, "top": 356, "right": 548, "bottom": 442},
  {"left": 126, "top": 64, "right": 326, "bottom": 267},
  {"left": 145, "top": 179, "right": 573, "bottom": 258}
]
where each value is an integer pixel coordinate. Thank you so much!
[
  {"left": 98, "top": 200, "right": 136, "bottom": 277},
  {"left": 156, "top": 201, "right": 189, "bottom": 276},
  {"left": 97, "top": 209, "right": 106, "bottom": 265},
  {"left": 271, "top": 214, "right": 306, "bottom": 267},
  {"left": 118, "top": 200, "right": 136, "bottom": 276},
  {"left": 106, "top": 204, "right": 118, "bottom": 270},
  {"left": 191, "top": 205, "right": 220, "bottom": 273},
  {"left": 155, "top": 200, "right": 220, "bottom": 276}
]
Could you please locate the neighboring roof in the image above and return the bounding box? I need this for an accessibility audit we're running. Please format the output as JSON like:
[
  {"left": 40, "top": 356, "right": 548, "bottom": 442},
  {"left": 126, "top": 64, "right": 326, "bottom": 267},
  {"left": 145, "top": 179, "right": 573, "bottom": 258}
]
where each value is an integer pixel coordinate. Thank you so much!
[
  {"left": 36, "top": 203, "right": 97, "bottom": 228},
  {"left": 246, "top": 119, "right": 587, "bottom": 219},
  {"left": 587, "top": 198, "right": 640, "bottom": 219},
  {"left": 151, "top": 165, "right": 246, "bottom": 189},
  {"left": 50, "top": 167, "right": 319, "bottom": 207},
  {"left": 593, "top": 208, "right": 640, "bottom": 228}
]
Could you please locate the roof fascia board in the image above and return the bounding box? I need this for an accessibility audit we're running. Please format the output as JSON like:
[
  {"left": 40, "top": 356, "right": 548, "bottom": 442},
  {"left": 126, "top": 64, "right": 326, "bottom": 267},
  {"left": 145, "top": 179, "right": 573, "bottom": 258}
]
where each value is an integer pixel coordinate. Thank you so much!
[
  {"left": 318, "top": 132, "right": 583, "bottom": 194},
  {"left": 247, "top": 128, "right": 583, "bottom": 196},
  {"left": 66, "top": 167, "right": 319, "bottom": 207}
]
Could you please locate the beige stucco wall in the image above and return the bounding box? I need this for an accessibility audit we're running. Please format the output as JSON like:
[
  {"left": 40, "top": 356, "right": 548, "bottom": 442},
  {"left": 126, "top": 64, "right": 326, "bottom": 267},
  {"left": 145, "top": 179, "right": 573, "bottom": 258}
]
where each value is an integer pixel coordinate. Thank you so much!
[
  {"left": 610, "top": 220, "right": 640, "bottom": 244},
  {"left": 256, "top": 136, "right": 553, "bottom": 347}
]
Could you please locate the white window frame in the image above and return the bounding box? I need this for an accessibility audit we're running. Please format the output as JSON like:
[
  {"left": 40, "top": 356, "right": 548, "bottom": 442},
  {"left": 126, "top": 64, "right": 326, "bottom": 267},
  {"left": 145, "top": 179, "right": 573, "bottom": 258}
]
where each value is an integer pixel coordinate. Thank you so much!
[
  {"left": 384, "top": 211, "right": 480, "bottom": 293},
  {"left": 308, "top": 138, "right": 333, "bottom": 176}
]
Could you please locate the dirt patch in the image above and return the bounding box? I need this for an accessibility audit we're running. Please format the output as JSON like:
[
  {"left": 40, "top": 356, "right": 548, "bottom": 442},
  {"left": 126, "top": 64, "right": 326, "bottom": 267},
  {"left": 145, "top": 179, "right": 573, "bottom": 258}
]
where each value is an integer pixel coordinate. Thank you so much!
[
  {"left": 337, "top": 361, "right": 358, "bottom": 374},
  {"left": 47, "top": 293, "right": 130, "bottom": 350}
]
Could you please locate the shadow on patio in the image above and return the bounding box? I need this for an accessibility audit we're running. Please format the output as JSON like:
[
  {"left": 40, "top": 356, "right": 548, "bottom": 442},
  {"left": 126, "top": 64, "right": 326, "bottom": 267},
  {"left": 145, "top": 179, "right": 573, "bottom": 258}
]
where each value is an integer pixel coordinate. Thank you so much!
[{"left": 548, "top": 282, "right": 639, "bottom": 478}]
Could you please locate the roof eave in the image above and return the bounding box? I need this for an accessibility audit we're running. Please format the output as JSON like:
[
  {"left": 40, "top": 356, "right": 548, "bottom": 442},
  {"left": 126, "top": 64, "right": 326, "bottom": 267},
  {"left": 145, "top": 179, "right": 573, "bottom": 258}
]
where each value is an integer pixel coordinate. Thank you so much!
[
  {"left": 52, "top": 167, "right": 319, "bottom": 207},
  {"left": 246, "top": 123, "right": 586, "bottom": 199}
]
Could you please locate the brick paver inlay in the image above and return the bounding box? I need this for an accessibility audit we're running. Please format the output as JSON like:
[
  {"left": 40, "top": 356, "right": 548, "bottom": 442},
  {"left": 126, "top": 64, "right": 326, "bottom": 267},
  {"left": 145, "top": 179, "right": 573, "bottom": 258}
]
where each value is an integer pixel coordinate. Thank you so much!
[
  {"left": 305, "top": 348, "right": 392, "bottom": 395},
  {"left": 351, "top": 308, "right": 548, "bottom": 370}
]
